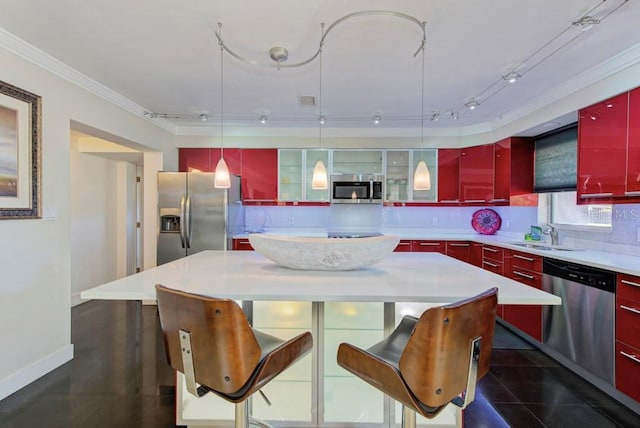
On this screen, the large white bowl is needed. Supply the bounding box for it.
[248,234,400,271]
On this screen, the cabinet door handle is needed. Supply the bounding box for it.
[449,243,470,247]
[580,192,614,198]
[419,242,440,246]
[439,199,459,203]
[490,198,508,202]
[483,247,498,253]
[620,304,640,315]
[621,279,640,288]
[513,254,535,262]
[620,351,640,365]
[513,270,535,280]
[483,261,499,268]
[463,199,486,203]
[624,191,640,196]
[397,242,411,246]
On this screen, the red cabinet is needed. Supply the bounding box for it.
[627,88,640,197]
[412,240,445,253]
[437,149,460,203]
[481,244,504,275]
[616,273,640,402]
[493,137,535,205]
[232,238,254,251]
[178,148,242,175]
[459,144,494,203]
[445,241,473,263]
[240,149,278,202]
[502,249,543,340]
[578,92,629,202]
[394,240,413,252]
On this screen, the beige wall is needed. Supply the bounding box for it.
[0,46,176,400]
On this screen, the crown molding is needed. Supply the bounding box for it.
[0,27,176,134]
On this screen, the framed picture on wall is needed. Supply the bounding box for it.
[0,80,41,219]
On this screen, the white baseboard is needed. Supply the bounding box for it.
[71,292,85,307]
[0,344,74,401]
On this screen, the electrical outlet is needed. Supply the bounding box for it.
[432,217,438,226]
[505,220,510,229]
[288,216,295,225]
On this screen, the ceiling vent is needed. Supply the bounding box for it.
[298,96,316,106]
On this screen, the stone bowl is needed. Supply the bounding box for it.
[248,234,400,271]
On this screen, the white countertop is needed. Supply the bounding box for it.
[81,250,560,305]
[235,230,640,276]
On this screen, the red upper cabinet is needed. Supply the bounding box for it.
[493,137,534,204]
[179,148,212,172]
[211,148,242,176]
[241,149,278,202]
[437,148,460,203]
[627,88,640,197]
[459,144,494,203]
[578,92,629,202]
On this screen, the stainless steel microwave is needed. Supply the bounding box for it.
[331,174,383,204]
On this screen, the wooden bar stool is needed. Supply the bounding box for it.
[337,288,498,427]
[156,284,313,428]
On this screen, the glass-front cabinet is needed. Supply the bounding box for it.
[332,150,384,175]
[384,149,437,202]
[278,149,330,202]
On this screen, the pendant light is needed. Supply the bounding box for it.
[311,23,328,190]
[214,22,231,189]
[413,24,431,191]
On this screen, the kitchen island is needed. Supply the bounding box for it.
[81,250,560,428]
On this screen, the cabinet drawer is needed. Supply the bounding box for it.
[412,240,444,253]
[482,259,503,275]
[508,269,542,289]
[232,239,254,251]
[482,245,504,260]
[617,296,640,349]
[616,341,640,402]
[394,240,413,252]
[510,250,542,273]
[618,274,640,302]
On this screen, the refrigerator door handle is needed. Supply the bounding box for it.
[185,195,192,248]
[179,193,187,248]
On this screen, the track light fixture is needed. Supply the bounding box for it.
[319,116,326,125]
[465,100,479,110]
[199,114,209,122]
[502,72,521,84]
[373,115,381,124]
[430,113,440,122]
[572,16,600,31]
[259,115,268,124]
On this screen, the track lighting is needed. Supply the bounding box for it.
[319,116,326,125]
[259,115,268,124]
[199,114,209,122]
[465,100,479,110]
[572,16,600,32]
[502,72,521,84]
[373,115,381,124]
[451,111,459,120]
[430,113,440,122]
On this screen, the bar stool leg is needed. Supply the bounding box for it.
[402,405,416,428]
[235,401,249,428]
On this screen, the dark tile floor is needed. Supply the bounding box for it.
[0,300,638,427]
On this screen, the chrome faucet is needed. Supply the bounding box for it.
[544,224,559,245]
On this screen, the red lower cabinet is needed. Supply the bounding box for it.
[412,240,445,253]
[616,274,640,401]
[394,240,412,252]
[445,241,472,263]
[232,238,254,251]
[502,249,543,341]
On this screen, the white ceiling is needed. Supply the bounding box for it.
[1,0,640,138]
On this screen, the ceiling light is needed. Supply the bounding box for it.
[465,100,479,110]
[451,111,460,120]
[199,114,209,122]
[572,16,600,31]
[502,72,521,84]
[214,23,230,189]
[259,115,268,124]
[430,113,440,122]
[413,26,431,192]
[312,23,328,190]
[373,115,381,124]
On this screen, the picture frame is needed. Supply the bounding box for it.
[0,80,41,219]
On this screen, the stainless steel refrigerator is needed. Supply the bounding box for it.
[157,172,243,265]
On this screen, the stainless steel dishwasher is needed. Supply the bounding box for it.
[542,258,616,384]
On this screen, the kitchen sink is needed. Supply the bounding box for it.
[510,242,580,251]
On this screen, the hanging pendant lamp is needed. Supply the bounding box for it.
[312,23,328,190]
[214,22,231,189]
[413,24,431,191]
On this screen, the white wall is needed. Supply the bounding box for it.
[0,45,177,400]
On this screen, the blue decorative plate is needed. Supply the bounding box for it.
[471,209,502,235]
